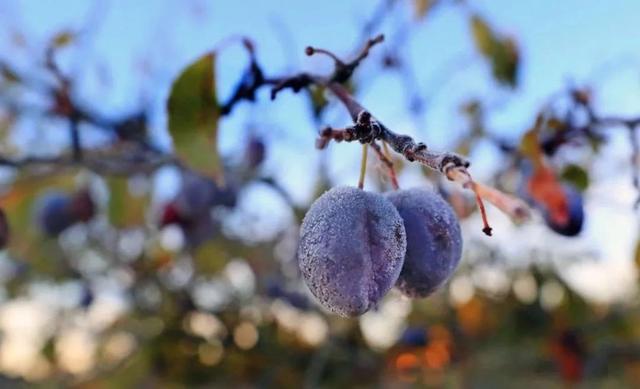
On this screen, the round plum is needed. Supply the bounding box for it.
[543,184,584,237]
[245,135,266,169]
[298,186,407,317]
[160,200,217,248]
[386,188,462,298]
[36,192,76,236]
[70,189,95,222]
[175,173,237,218]
[398,326,429,347]
[174,173,218,219]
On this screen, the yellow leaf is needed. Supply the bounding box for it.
[470,15,495,57]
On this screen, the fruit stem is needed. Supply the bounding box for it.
[446,166,493,236]
[370,141,399,190]
[474,187,493,237]
[358,143,368,189]
[474,181,531,223]
[382,141,399,190]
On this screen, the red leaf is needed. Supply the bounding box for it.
[527,166,569,225]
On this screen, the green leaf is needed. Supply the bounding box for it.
[471,15,495,57]
[167,53,223,183]
[193,240,228,275]
[470,15,519,87]
[490,37,519,87]
[561,164,589,192]
[107,177,148,228]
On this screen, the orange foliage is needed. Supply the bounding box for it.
[527,165,569,226]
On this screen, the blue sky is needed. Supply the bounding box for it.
[3,1,640,186]
[1,1,640,301]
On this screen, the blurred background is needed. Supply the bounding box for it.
[0,0,639,387]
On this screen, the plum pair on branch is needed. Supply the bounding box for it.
[270,35,529,235]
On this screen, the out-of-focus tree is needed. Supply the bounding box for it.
[0,0,638,387]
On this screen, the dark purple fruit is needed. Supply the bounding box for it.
[183,212,217,248]
[175,173,237,217]
[160,173,226,248]
[386,188,462,298]
[174,173,218,219]
[0,208,8,249]
[36,189,95,237]
[211,183,237,208]
[37,192,76,236]
[79,285,94,308]
[398,326,429,347]
[160,200,217,248]
[245,136,266,169]
[70,189,95,222]
[298,186,407,317]
[543,184,583,237]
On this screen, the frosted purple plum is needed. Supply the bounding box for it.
[298,186,407,317]
[386,188,462,298]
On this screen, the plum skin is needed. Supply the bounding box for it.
[37,192,76,236]
[36,190,96,237]
[386,188,463,298]
[297,186,407,317]
[543,184,584,237]
[0,209,8,249]
[160,173,238,248]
